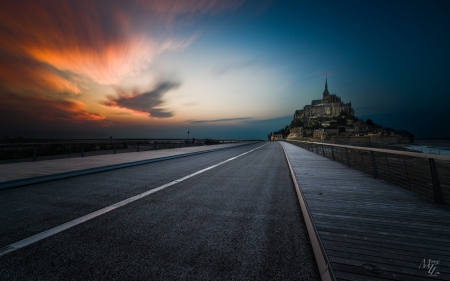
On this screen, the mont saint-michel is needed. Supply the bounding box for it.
[294,77,354,125]
[271,78,414,145]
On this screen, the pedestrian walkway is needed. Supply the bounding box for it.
[281,141,450,281]
[0,142,258,189]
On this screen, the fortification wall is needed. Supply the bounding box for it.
[331,136,371,145]
[369,135,400,145]
[331,135,400,145]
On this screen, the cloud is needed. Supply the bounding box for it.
[0,0,250,134]
[186,117,252,124]
[136,0,245,16]
[0,1,187,86]
[211,59,260,77]
[0,0,246,88]
[0,91,105,126]
[105,81,180,118]
[0,60,80,94]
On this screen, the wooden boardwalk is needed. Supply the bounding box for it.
[281,142,450,281]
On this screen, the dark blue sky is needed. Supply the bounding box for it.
[1,0,449,139]
[190,0,450,138]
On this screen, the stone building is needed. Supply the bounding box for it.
[293,78,354,125]
[270,133,283,140]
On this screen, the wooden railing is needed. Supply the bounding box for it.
[286,140,450,206]
[0,139,261,164]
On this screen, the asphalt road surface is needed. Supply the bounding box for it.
[0,141,320,280]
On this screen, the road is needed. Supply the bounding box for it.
[0,141,320,280]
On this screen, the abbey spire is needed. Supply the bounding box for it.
[322,76,330,98]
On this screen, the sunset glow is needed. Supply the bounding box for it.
[1,0,449,138]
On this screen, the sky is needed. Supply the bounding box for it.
[1,0,449,139]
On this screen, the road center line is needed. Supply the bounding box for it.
[0,142,269,257]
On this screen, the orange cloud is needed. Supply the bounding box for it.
[0,0,215,88]
[0,0,245,130]
[43,99,106,122]
[0,1,150,85]
[0,61,80,94]
[1,92,105,123]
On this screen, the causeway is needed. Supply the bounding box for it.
[0,142,257,189]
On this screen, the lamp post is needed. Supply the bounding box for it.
[187,131,190,141]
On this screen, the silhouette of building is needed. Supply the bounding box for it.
[293,77,354,125]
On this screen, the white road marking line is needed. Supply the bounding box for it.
[0,142,269,257]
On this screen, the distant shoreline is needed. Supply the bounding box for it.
[394,139,450,156]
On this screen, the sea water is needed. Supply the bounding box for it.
[399,140,450,156]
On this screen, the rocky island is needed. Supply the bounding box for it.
[270,78,414,145]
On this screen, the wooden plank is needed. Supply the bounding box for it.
[334,270,399,281]
[330,256,449,278]
[331,263,444,281]
[327,250,450,273]
[315,224,450,246]
[320,235,450,258]
[312,212,450,230]
[313,217,450,237]
[319,231,450,253]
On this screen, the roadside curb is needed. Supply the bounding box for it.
[0,141,262,190]
[280,142,336,281]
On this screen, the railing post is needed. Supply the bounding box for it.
[321,145,325,156]
[33,145,37,162]
[315,144,319,154]
[114,143,116,154]
[371,151,378,177]
[81,145,85,157]
[386,157,391,180]
[345,148,351,167]
[404,159,410,190]
[429,158,444,203]
[360,153,365,172]
[137,142,140,152]
[331,146,335,160]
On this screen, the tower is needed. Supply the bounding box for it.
[322,76,330,100]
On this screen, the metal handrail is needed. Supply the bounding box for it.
[0,138,261,147]
[290,140,450,161]
[0,139,262,164]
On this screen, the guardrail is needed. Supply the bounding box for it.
[0,139,260,164]
[286,140,450,206]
